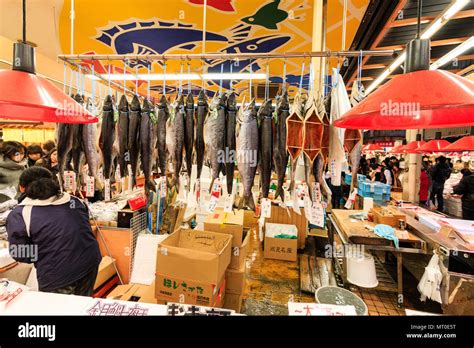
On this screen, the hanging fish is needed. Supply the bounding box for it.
[156,95,169,177]
[128,95,141,185]
[171,94,185,191]
[99,95,116,181]
[312,152,332,202]
[140,98,157,194]
[184,93,195,179]
[71,94,85,189]
[350,80,365,107]
[204,93,227,190]
[195,89,208,180]
[57,123,74,190]
[225,92,237,195]
[236,98,259,211]
[82,97,102,190]
[258,98,273,199]
[273,90,290,201]
[117,95,129,178]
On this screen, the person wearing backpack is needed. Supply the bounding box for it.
[429,156,451,212]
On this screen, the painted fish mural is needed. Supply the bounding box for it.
[189,0,236,12]
[241,0,288,30]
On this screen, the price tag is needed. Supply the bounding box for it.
[304,196,312,221]
[127,164,133,192]
[261,198,271,218]
[207,195,219,213]
[312,183,321,203]
[211,179,221,196]
[115,165,121,181]
[224,194,234,213]
[64,171,76,193]
[344,188,358,210]
[195,179,201,204]
[121,177,125,194]
[98,167,104,183]
[104,179,111,202]
[258,214,265,241]
[160,177,167,198]
[310,202,325,227]
[86,176,95,197]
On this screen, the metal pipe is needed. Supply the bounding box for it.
[320,0,328,93]
[70,0,74,54]
[202,0,207,54]
[58,49,396,63]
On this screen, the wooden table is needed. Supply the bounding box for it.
[328,209,427,307]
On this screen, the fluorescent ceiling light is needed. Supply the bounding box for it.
[202,73,267,80]
[365,0,469,94]
[430,36,474,70]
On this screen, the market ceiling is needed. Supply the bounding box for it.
[0,0,369,97]
[342,0,474,92]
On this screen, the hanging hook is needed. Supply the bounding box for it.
[107,61,111,95]
[230,60,234,92]
[135,64,139,95]
[282,58,287,94]
[163,58,167,97]
[187,58,192,95]
[249,59,253,101]
[265,60,270,101]
[147,60,151,100]
[219,64,224,96]
[123,59,127,96]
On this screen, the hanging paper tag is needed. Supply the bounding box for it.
[224,194,234,213]
[344,188,358,210]
[128,194,147,210]
[261,198,272,218]
[64,171,76,193]
[310,202,325,227]
[195,179,201,204]
[86,176,95,197]
[121,177,125,194]
[160,178,167,198]
[312,183,321,203]
[258,214,265,242]
[115,165,121,183]
[104,179,111,202]
[98,167,104,183]
[211,179,221,197]
[292,188,301,215]
[207,195,219,213]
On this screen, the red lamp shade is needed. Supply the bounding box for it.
[390,144,406,154]
[417,139,451,153]
[440,135,474,152]
[0,70,97,124]
[402,140,426,154]
[334,70,474,130]
[363,143,384,152]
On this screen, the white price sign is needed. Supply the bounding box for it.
[127,164,133,192]
[160,178,167,198]
[86,176,95,197]
[207,195,219,213]
[261,198,271,218]
[104,179,111,202]
[224,194,234,213]
[310,202,325,227]
[292,189,301,215]
[344,188,358,210]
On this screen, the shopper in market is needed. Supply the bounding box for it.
[6,166,101,296]
[26,144,43,167]
[381,159,393,186]
[0,141,27,202]
[452,173,474,220]
[42,140,55,155]
[429,156,451,212]
[369,163,383,182]
[38,148,59,177]
[419,164,430,206]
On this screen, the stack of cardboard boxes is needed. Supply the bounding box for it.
[154,228,232,307]
[204,208,249,313]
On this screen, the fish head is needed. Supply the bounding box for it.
[130,95,141,112]
[74,94,84,104]
[218,93,228,108]
[259,98,273,116]
[119,95,129,112]
[142,98,152,112]
[222,35,290,55]
[197,89,208,106]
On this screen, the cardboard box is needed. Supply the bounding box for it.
[229,229,250,270]
[156,228,232,284]
[204,208,244,247]
[106,282,157,304]
[263,223,298,262]
[225,263,246,294]
[223,293,243,313]
[265,204,307,250]
[93,256,116,290]
[155,273,225,307]
[371,207,406,228]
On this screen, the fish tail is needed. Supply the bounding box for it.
[274,186,284,202]
[244,194,256,212]
[146,180,156,194]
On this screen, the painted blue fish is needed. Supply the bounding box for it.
[206,35,291,90]
[96,20,228,67]
[270,73,311,89]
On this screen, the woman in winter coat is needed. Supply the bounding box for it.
[0,141,27,203]
[6,166,101,296]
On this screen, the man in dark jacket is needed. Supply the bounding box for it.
[6,167,101,296]
[453,173,474,220]
[429,156,451,212]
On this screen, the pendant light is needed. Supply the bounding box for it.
[417,132,451,153]
[401,134,426,154]
[0,0,97,124]
[334,0,474,130]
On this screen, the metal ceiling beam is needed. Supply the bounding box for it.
[375,36,471,51]
[389,9,474,27]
